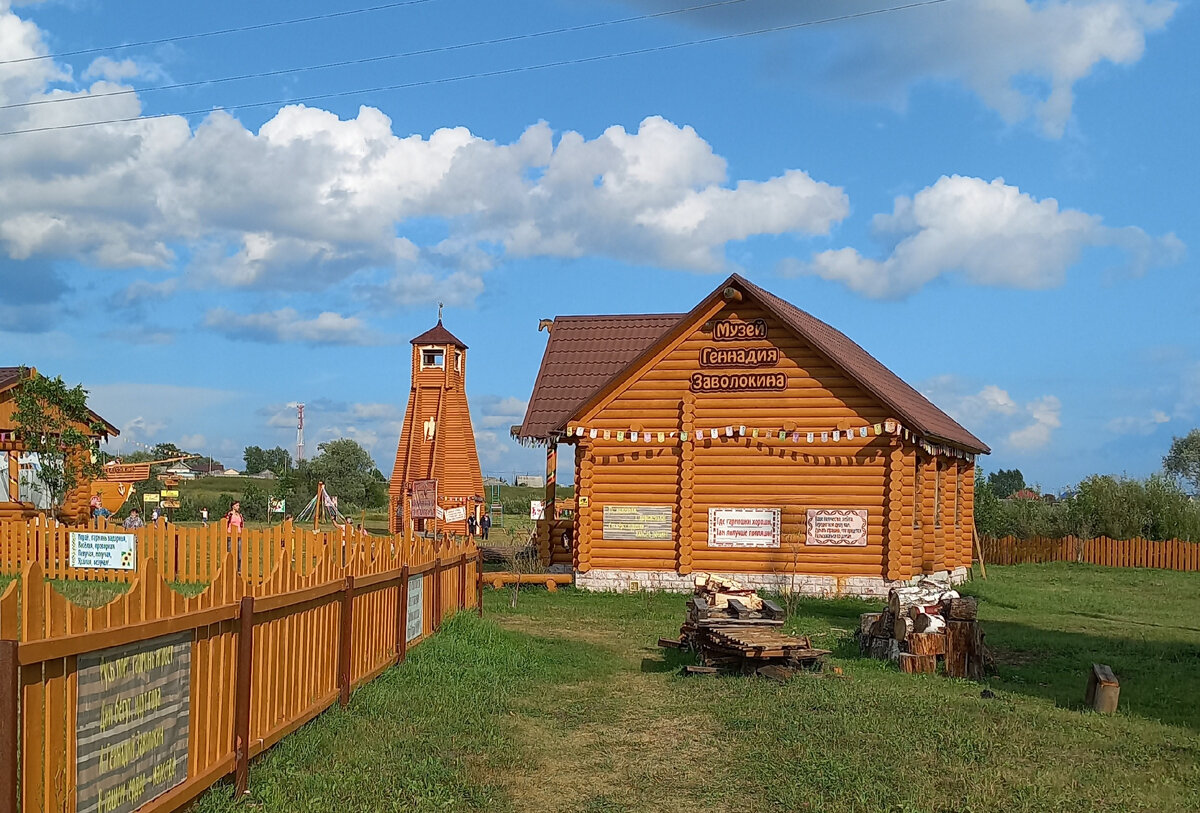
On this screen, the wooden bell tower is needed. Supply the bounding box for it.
[388,314,484,534]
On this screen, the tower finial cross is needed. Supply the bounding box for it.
[437,301,444,322]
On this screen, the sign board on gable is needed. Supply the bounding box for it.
[406,575,424,642]
[443,505,467,524]
[70,532,137,570]
[602,505,672,541]
[76,631,191,813]
[805,509,869,547]
[529,500,544,520]
[410,479,437,519]
[708,508,781,548]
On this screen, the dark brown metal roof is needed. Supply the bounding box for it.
[0,367,24,393]
[730,275,989,454]
[516,314,683,440]
[410,321,467,349]
[517,275,988,455]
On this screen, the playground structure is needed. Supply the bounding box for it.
[389,313,485,536]
[295,480,352,529]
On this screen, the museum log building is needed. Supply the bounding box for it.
[515,275,989,596]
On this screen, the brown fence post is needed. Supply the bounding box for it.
[339,575,355,707]
[0,639,17,813]
[432,556,443,632]
[458,552,467,610]
[234,596,255,797]
[476,547,484,618]
[396,565,409,664]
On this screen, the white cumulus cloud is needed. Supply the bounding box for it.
[921,375,1061,452]
[0,6,850,307]
[790,175,1182,298]
[203,307,388,346]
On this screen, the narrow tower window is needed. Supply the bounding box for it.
[421,348,444,368]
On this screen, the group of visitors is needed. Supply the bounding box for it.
[466,511,491,540]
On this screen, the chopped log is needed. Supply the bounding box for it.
[914,613,946,634]
[865,636,900,661]
[899,653,938,674]
[908,603,942,620]
[907,632,946,656]
[1086,664,1120,713]
[860,612,883,636]
[945,620,985,680]
[893,615,914,641]
[944,596,978,621]
[870,610,895,638]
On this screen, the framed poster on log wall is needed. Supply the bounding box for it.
[602,505,672,540]
[708,507,781,548]
[410,479,437,519]
[805,509,869,546]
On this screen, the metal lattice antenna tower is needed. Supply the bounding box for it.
[296,403,305,462]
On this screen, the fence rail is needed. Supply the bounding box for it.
[0,517,481,813]
[981,535,1200,572]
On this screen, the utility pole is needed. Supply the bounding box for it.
[296,403,305,463]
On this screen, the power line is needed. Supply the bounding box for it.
[0,0,438,66]
[0,0,950,138]
[0,0,750,113]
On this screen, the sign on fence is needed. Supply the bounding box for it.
[269,498,286,513]
[708,507,781,548]
[406,575,424,642]
[805,509,869,546]
[70,532,137,570]
[602,505,672,541]
[76,632,191,813]
[410,480,437,519]
[443,505,467,524]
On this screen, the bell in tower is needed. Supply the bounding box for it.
[388,310,484,535]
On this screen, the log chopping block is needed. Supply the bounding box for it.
[899,653,937,674]
[1085,664,1120,713]
[945,620,984,680]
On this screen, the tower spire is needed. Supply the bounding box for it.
[437,301,444,322]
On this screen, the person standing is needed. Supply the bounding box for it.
[467,513,477,537]
[225,501,245,533]
[151,506,160,524]
[201,507,209,527]
[480,512,491,541]
[123,508,145,529]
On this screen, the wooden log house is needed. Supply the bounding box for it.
[514,275,989,595]
[388,319,485,535]
[0,366,120,522]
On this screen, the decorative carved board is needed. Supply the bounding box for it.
[602,505,672,541]
[410,479,438,519]
[805,508,869,546]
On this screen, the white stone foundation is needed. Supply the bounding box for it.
[573,566,970,598]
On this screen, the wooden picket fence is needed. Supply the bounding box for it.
[0,518,482,813]
[0,516,375,583]
[981,535,1200,572]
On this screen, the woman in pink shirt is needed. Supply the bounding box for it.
[225,501,245,532]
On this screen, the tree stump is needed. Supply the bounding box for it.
[1086,664,1120,713]
[899,653,937,674]
[945,620,984,680]
[907,632,946,656]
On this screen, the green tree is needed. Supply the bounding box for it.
[305,438,385,509]
[1163,429,1200,496]
[262,446,292,476]
[11,368,105,518]
[987,468,1026,499]
[243,445,267,476]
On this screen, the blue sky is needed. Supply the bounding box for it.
[0,0,1195,491]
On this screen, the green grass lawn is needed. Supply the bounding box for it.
[186,563,1199,813]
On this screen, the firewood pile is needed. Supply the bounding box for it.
[858,579,987,679]
[660,574,831,680]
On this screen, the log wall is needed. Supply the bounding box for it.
[573,300,976,579]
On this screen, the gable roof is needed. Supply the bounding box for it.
[0,367,25,394]
[411,321,467,349]
[515,314,683,440]
[517,275,989,455]
[0,365,120,437]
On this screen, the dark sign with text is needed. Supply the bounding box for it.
[699,346,779,368]
[712,318,768,341]
[76,632,191,813]
[690,371,787,393]
[410,479,438,519]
